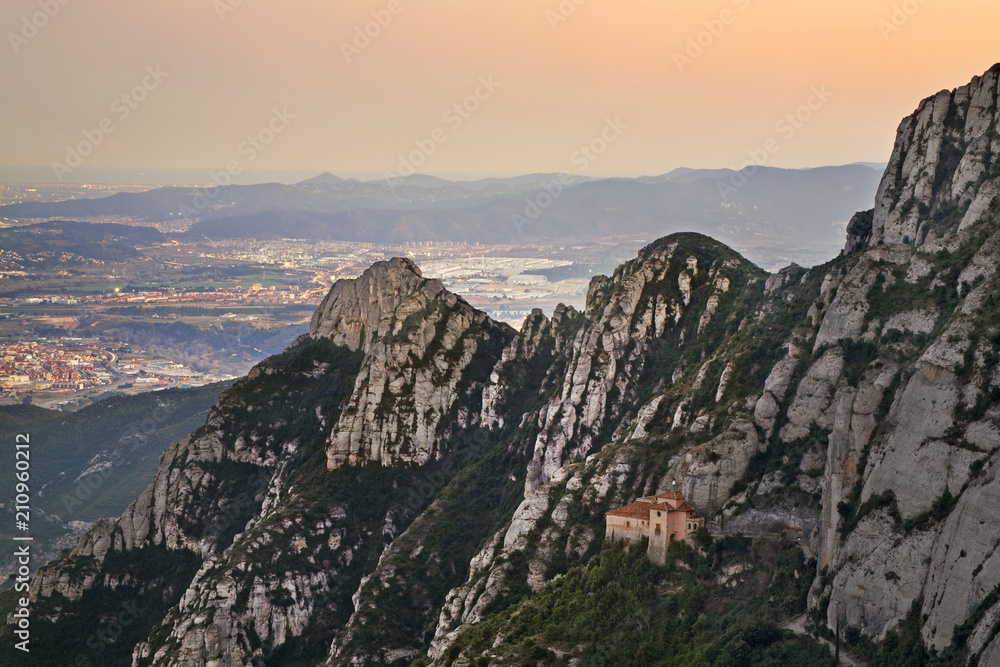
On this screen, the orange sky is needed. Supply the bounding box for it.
[1,0,998,181]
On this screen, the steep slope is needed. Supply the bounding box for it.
[807,63,1000,659]
[429,233,778,655]
[2,259,512,665]
[310,257,505,469]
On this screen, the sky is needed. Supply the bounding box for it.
[1,0,998,183]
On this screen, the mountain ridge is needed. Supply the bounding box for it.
[1,165,884,268]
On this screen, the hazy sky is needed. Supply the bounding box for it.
[1,0,998,182]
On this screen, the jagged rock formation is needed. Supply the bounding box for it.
[524,238,763,495]
[17,261,511,666]
[11,64,1000,667]
[843,209,874,255]
[872,65,1000,247]
[805,64,1000,656]
[310,257,512,469]
[432,63,1000,664]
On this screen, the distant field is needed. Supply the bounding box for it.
[105,304,312,317]
[60,281,127,292]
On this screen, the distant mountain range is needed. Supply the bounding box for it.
[0,165,886,268]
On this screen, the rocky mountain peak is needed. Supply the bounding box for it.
[309,256,474,352]
[869,63,1000,248]
[523,232,766,494]
[842,209,874,254]
[307,258,513,469]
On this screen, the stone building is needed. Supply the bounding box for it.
[605,490,704,564]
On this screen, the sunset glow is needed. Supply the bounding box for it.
[2,0,998,180]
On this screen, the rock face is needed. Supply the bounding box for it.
[524,235,764,494]
[843,209,874,255]
[16,64,1000,667]
[871,64,1000,247]
[800,64,1000,655]
[311,258,511,469]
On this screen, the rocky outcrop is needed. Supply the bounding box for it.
[312,258,512,469]
[662,420,762,513]
[764,263,807,295]
[870,64,1000,247]
[780,348,844,442]
[754,343,801,434]
[843,209,874,255]
[524,235,764,494]
[480,304,581,430]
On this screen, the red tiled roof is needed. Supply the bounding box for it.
[619,501,697,515]
[608,495,700,519]
[606,501,652,520]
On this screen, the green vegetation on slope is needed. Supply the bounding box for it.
[431,536,831,667]
[0,546,202,667]
[0,383,231,580]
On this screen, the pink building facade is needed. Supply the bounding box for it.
[605,491,704,564]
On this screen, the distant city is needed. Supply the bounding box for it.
[0,182,633,408]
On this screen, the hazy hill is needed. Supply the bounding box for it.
[179,165,881,267]
[0,383,229,588]
[1,167,882,268]
[0,220,165,268]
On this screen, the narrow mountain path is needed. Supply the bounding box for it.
[782,613,865,667]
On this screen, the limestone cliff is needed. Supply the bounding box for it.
[803,64,1000,655]
[310,257,512,469]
